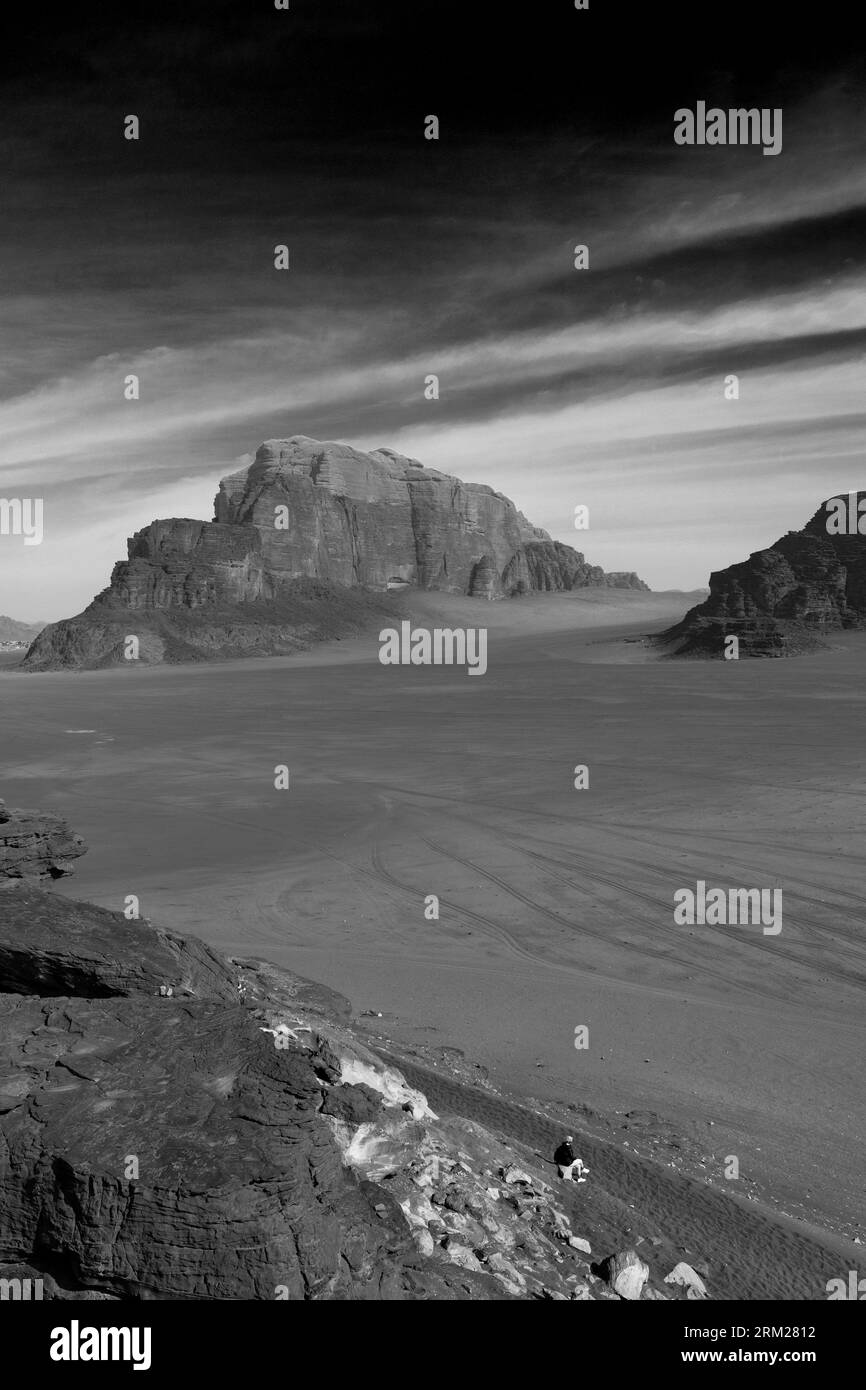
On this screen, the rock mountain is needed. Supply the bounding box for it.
[0,616,44,645]
[660,493,866,657]
[24,436,646,669]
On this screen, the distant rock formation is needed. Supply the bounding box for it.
[659,493,866,657]
[0,616,44,645]
[24,436,648,670]
[0,801,86,881]
[508,540,646,594]
[23,579,397,671]
[0,616,44,653]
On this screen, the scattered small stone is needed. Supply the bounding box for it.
[501,1164,533,1186]
[444,1241,485,1273]
[415,1229,435,1257]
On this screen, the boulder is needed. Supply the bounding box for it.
[501,1164,534,1186]
[486,1252,526,1295]
[0,802,86,882]
[320,1082,383,1126]
[665,1262,708,1298]
[443,1241,485,1273]
[600,1249,650,1301]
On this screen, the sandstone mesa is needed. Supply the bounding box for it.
[23,436,647,670]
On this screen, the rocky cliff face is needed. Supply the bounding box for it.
[660,494,866,657]
[24,436,647,670]
[508,540,647,594]
[212,438,551,594]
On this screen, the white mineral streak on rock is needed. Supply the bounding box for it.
[339,1057,436,1119]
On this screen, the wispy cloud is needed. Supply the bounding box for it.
[1,9,864,618]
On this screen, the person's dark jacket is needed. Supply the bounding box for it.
[554,1141,575,1167]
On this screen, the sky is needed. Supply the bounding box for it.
[1,0,864,620]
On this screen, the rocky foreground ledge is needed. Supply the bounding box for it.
[0,875,707,1301]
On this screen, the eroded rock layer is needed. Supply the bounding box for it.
[660,494,866,657]
[0,802,86,882]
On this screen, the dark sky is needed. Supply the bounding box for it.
[2,0,865,616]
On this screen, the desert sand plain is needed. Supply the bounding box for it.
[2,588,865,1296]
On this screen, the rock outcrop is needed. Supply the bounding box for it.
[22,579,398,672]
[660,493,866,657]
[0,861,678,1302]
[0,802,86,882]
[507,540,647,595]
[0,884,497,1300]
[24,436,647,670]
[0,884,236,1000]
